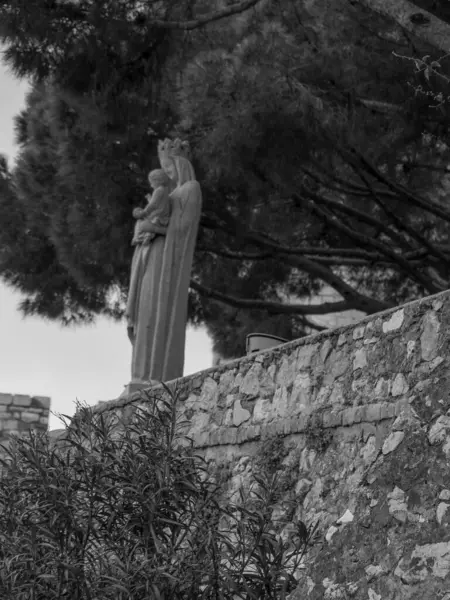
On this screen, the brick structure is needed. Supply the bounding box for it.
[0,393,51,458]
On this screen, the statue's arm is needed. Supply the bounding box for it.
[138,222,168,235]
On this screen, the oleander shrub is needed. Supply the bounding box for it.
[0,385,314,599]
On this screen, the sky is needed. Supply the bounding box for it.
[0,60,213,431]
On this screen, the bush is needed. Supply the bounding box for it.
[0,386,314,599]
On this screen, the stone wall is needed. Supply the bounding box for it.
[53,289,450,599]
[0,393,51,456]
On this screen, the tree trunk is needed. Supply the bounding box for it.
[355,0,450,52]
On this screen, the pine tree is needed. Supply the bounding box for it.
[1,0,450,356]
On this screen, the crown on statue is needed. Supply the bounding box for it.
[157,138,191,162]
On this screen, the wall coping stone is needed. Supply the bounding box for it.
[79,288,449,417]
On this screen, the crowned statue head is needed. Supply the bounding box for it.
[158,138,196,186]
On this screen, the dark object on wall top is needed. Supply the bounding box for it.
[409,12,431,25]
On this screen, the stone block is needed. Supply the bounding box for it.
[243,425,261,442]
[194,431,210,447]
[352,406,365,424]
[429,416,450,445]
[320,339,333,362]
[214,429,226,445]
[198,377,219,409]
[236,428,249,445]
[394,399,410,416]
[190,374,204,390]
[382,431,405,455]
[351,377,367,395]
[315,384,332,405]
[219,369,237,392]
[406,340,416,358]
[337,333,347,346]
[2,419,19,430]
[240,363,262,396]
[291,372,312,407]
[295,343,318,369]
[436,502,449,525]
[322,411,342,429]
[281,418,295,435]
[20,411,41,424]
[0,394,13,406]
[273,420,285,436]
[295,414,310,433]
[353,348,367,371]
[208,430,221,446]
[261,422,278,439]
[363,403,382,423]
[391,373,409,397]
[18,406,42,414]
[420,311,440,361]
[233,398,251,426]
[433,297,444,311]
[328,381,345,405]
[272,385,289,417]
[276,356,296,387]
[382,309,404,333]
[429,356,445,372]
[225,429,238,445]
[394,541,450,583]
[374,377,390,399]
[360,435,378,464]
[352,325,365,340]
[330,351,350,379]
[253,398,272,422]
[342,408,354,426]
[379,403,397,420]
[31,396,51,409]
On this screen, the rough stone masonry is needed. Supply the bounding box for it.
[54,288,450,600]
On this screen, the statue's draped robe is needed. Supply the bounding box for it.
[127,156,202,383]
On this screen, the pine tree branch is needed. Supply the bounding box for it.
[351,158,450,267]
[249,164,443,293]
[151,0,262,30]
[304,196,442,293]
[301,186,411,251]
[353,0,450,53]
[199,222,447,267]
[190,281,372,315]
[406,162,450,173]
[200,213,392,313]
[302,160,398,200]
[197,246,274,261]
[345,145,450,223]
[201,217,395,263]
[357,97,405,113]
[198,236,435,266]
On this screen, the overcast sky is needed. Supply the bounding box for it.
[0,60,213,431]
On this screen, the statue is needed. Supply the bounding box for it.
[124,138,202,392]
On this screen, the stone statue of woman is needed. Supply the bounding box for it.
[124,138,202,391]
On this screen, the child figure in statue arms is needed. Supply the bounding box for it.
[131,169,172,246]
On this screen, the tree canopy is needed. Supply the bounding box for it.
[1,0,450,357]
